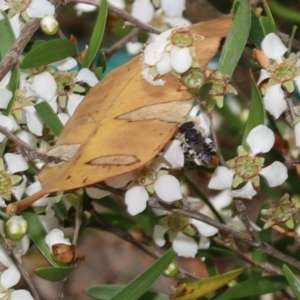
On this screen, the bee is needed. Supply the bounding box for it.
[178,121,219,167]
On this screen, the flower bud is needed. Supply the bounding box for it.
[5,216,27,241]
[163,261,179,278]
[52,244,76,264]
[40,16,59,35]
[182,69,205,90]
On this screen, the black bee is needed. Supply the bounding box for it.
[178,121,219,167]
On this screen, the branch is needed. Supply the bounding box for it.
[147,197,300,271]
[0,236,41,299]
[0,125,61,164]
[0,0,61,82]
[65,0,162,35]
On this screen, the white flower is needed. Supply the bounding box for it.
[131,0,155,23]
[45,229,71,253]
[0,71,13,109]
[161,0,185,18]
[209,125,288,199]
[142,27,195,85]
[257,33,300,119]
[11,290,34,300]
[0,115,18,142]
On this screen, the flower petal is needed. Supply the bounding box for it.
[141,68,165,86]
[261,33,287,60]
[16,131,38,148]
[126,42,143,55]
[229,181,257,199]
[208,166,235,190]
[246,124,275,154]
[57,112,70,125]
[190,219,218,237]
[67,94,84,116]
[24,106,44,136]
[295,123,300,147]
[162,140,184,168]
[161,0,185,18]
[263,84,287,119]
[0,88,12,109]
[51,57,77,71]
[131,0,154,23]
[125,186,149,215]
[32,71,57,101]
[45,229,71,250]
[144,41,170,66]
[12,175,27,201]
[257,69,271,85]
[76,68,98,87]
[260,161,288,187]
[198,236,210,250]
[154,175,182,202]
[9,14,21,38]
[170,47,192,73]
[4,153,28,174]
[156,53,172,75]
[153,225,167,247]
[27,0,55,18]
[1,264,20,289]
[172,232,198,257]
[11,290,34,300]
[209,190,233,211]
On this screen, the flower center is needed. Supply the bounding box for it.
[8,0,31,14]
[136,167,157,186]
[0,172,12,197]
[165,213,189,234]
[12,90,27,111]
[171,29,194,47]
[234,155,261,180]
[54,72,75,96]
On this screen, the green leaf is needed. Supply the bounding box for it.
[214,275,288,300]
[261,0,277,34]
[35,101,63,136]
[170,267,246,300]
[35,266,75,282]
[81,0,108,68]
[98,212,136,231]
[21,39,78,68]
[259,16,277,36]
[0,10,15,58]
[21,209,62,267]
[283,265,300,299]
[218,0,251,77]
[242,78,265,151]
[249,9,265,47]
[110,248,176,300]
[85,285,169,300]
[4,66,20,116]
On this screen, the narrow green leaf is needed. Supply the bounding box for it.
[259,16,278,36]
[242,78,265,151]
[4,66,20,116]
[0,10,15,58]
[21,39,78,68]
[283,265,300,300]
[85,285,169,300]
[35,101,63,136]
[21,209,61,267]
[262,0,277,33]
[170,267,246,300]
[81,0,108,68]
[35,266,75,282]
[214,275,288,300]
[111,248,176,300]
[218,0,251,77]
[249,9,265,47]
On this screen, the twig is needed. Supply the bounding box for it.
[285,96,296,125]
[102,27,141,59]
[203,110,226,166]
[0,125,61,164]
[65,0,162,35]
[89,207,198,280]
[147,197,300,271]
[0,236,41,300]
[0,0,61,82]
[235,199,263,246]
[212,237,280,275]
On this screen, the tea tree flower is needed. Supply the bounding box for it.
[142,27,202,86]
[209,125,288,199]
[0,71,13,110]
[255,33,300,118]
